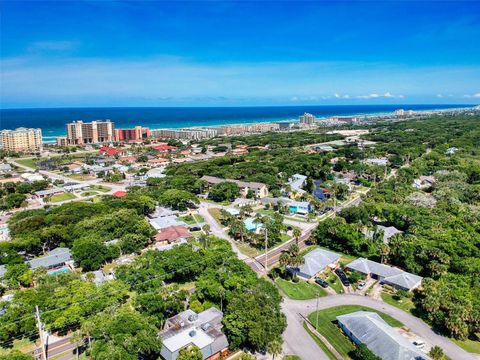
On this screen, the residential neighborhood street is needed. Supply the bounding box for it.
[281,294,477,360]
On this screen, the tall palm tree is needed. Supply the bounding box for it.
[293,227,302,245]
[267,339,283,360]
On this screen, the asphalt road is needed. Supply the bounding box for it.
[282,294,477,360]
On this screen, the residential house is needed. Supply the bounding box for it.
[160,307,229,360]
[65,162,84,173]
[364,158,389,166]
[293,248,341,279]
[337,311,430,360]
[21,172,44,182]
[346,258,423,291]
[413,176,436,189]
[0,164,12,173]
[35,188,64,198]
[287,200,312,215]
[99,146,121,157]
[148,158,170,167]
[153,225,191,245]
[288,174,307,195]
[365,225,403,244]
[149,215,186,231]
[445,147,458,155]
[27,247,73,272]
[201,176,269,198]
[148,206,178,219]
[315,145,335,153]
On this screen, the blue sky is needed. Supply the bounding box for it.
[1,0,480,108]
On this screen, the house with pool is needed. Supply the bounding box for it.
[27,247,74,275]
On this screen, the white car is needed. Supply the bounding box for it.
[413,340,425,349]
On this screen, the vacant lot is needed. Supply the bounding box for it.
[276,278,327,300]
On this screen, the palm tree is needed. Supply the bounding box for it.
[279,252,291,273]
[429,346,445,360]
[267,339,283,360]
[293,227,302,245]
[379,243,390,264]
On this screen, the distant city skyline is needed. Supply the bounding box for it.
[1,1,480,108]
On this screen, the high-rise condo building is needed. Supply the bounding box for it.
[115,126,151,142]
[66,120,115,145]
[299,112,316,125]
[0,128,43,152]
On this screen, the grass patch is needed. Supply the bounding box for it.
[325,271,344,294]
[179,214,205,225]
[92,185,111,192]
[235,241,261,257]
[276,278,327,300]
[47,192,76,203]
[208,208,224,225]
[283,356,302,360]
[66,173,94,181]
[81,191,99,197]
[452,335,480,354]
[256,208,276,217]
[303,323,337,360]
[308,305,403,359]
[339,254,357,268]
[381,291,415,313]
[16,158,38,169]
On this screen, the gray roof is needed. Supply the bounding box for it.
[296,248,341,278]
[288,174,307,193]
[35,188,64,197]
[63,183,90,191]
[346,258,422,291]
[27,247,72,270]
[366,226,403,244]
[160,307,228,360]
[337,311,430,360]
[0,265,7,278]
[0,164,12,172]
[201,175,267,190]
[149,215,186,230]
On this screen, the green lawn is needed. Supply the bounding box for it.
[81,191,99,197]
[256,208,276,217]
[283,355,302,360]
[381,291,415,313]
[303,323,337,360]
[453,335,480,354]
[47,192,76,203]
[325,271,344,294]
[339,254,357,268]
[235,241,261,258]
[16,158,38,169]
[91,185,111,192]
[276,278,327,300]
[308,305,403,359]
[179,214,205,225]
[208,208,224,225]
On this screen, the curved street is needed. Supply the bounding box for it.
[281,294,476,360]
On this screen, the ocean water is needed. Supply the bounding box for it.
[0,104,471,143]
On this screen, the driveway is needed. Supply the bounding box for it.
[282,294,476,360]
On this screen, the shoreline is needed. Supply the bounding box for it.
[1,104,476,143]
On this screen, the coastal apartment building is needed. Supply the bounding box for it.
[0,127,43,152]
[66,120,115,145]
[115,126,151,142]
[299,112,316,125]
[151,128,218,140]
[216,122,280,136]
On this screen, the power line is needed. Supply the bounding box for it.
[0,246,223,334]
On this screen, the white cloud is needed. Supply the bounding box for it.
[290,96,299,101]
[464,93,480,98]
[437,94,443,98]
[356,92,404,99]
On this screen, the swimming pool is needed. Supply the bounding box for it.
[48,267,71,276]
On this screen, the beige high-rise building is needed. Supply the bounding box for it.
[66,120,115,145]
[0,128,43,152]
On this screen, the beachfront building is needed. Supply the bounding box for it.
[337,311,430,360]
[328,116,361,124]
[201,175,269,198]
[66,120,115,145]
[216,122,280,136]
[152,128,218,140]
[159,307,229,360]
[299,112,316,125]
[115,126,151,142]
[0,128,43,153]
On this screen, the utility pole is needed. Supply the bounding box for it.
[315,291,320,328]
[35,306,47,360]
[264,227,268,273]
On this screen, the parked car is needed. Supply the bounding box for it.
[335,268,351,286]
[413,340,425,349]
[189,226,201,232]
[315,278,329,288]
[357,281,366,290]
